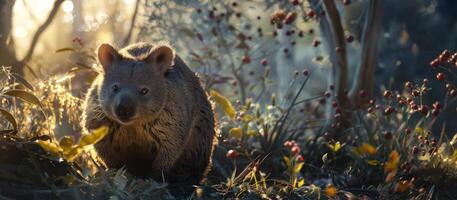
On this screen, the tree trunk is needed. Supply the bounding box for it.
[0,0,20,73]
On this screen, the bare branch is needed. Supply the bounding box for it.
[349,0,384,107]
[20,0,64,64]
[321,0,350,108]
[123,0,140,46]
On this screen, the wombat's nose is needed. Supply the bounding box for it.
[114,96,136,122]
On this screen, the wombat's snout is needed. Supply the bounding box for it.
[114,95,137,123]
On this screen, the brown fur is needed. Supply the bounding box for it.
[82,42,217,185]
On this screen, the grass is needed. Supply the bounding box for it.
[0,48,456,200]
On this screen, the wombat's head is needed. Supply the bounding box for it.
[96,42,175,125]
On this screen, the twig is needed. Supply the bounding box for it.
[20,0,64,64]
[123,0,140,46]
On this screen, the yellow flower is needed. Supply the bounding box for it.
[325,185,338,198]
[210,90,236,119]
[384,150,400,173]
[229,127,243,139]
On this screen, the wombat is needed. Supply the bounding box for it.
[82,42,216,186]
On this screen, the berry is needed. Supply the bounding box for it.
[384,131,393,140]
[384,106,395,115]
[242,55,251,64]
[312,39,321,47]
[261,58,268,66]
[226,149,239,159]
[346,35,354,43]
[284,12,297,24]
[383,90,392,98]
[296,155,304,162]
[303,69,309,76]
[436,72,445,81]
[291,146,301,156]
[307,10,316,18]
[342,0,351,5]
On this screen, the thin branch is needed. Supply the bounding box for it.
[20,0,64,64]
[123,0,140,46]
[348,0,384,106]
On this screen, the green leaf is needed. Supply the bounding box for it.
[367,160,380,166]
[10,73,34,91]
[55,47,75,53]
[283,156,292,170]
[0,108,17,131]
[3,89,44,111]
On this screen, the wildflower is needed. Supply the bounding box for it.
[384,150,400,173]
[361,143,377,155]
[325,184,337,198]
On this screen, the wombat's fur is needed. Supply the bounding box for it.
[82,42,216,186]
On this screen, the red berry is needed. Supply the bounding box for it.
[291,146,301,156]
[261,58,268,66]
[432,101,442,110]
[335,47,342,52]
[405,81,413,88]
[342,0,351,5]
[384,131,393,140]
[296,155,304,163]
[307,10,316,18]
[430,59,439,68]
[383,90,392,98]
[367,107,375,113]
[242,55,251,64]
[226,149,239,159]
[303,69,309,76]
[418,105,428,114]
[384,106,395,115]
[436,72,445,81]
[312,39,321,47]
[284,12,297,24]
[346,35,354,43]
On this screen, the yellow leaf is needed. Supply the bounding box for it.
[294,162,304,174]
[297,178,305,187]
[37,140,62,155]
[229,127,243,139]
[247,129,257,136]
[243,114,254,122]
[415,127,424,134]
[78,126,109,147]
[63,147,82,162]
[361,143,377,155]
[333,142,341,152]
[59,136,74,153]
[367,160,380,166]
[325,185,338,198]
[384,150,400,173]
[210,90,236,119]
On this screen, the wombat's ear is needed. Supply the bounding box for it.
[146,45,175,73]
[98,44,120,71]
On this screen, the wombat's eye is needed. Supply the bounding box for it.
[140,88,149,95]
[112,84,119,92]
